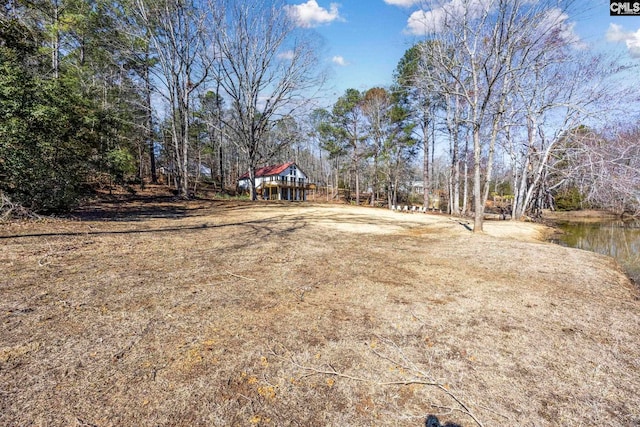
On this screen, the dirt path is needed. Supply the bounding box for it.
[1,198,638,426]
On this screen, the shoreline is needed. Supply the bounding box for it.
[542,208,637,221]
[541,210,639,289]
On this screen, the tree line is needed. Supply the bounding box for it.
[316,0,640,231]
[1,0,324,211]
[402,0,639,231]
[1,0,638,231]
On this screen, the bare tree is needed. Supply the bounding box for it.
[395,43,439,209]
[199,88,227,188]
[212,0,324,200]
[557,126,640,217]
[134,0,213,198]
[324,89,369,205]
[504,48,636,218]
[361,88,392,206]
[442,87,465,215]
[589,128,640,217]
[415,0,607,231]
[417,0,513,231]
[310,108,342,201]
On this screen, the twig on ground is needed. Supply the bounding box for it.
[288,355,485,427]
[477,403,512,421]
[0,192,42,221]
[225,270,256,281]
[112,319,156,361]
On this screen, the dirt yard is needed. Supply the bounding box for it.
[1,189,639,426]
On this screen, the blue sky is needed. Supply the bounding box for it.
[284,0,640,104]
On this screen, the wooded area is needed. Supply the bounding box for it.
[1,0,639,231]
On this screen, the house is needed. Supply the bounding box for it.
[412,181,424,195]
[238,162,309,201]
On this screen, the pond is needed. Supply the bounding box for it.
[552,219,640,286]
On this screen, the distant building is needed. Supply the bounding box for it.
[412,181,424,195]
[411,181,441,210]
[238,162,309,201]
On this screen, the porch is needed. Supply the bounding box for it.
[260,181,308,201]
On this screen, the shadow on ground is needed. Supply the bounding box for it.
[426,415,462,427]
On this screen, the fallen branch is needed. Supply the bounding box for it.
[225,270,256,281]
[0,192,42,222]
[289,357,484,427]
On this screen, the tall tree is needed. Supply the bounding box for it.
[213,0,323,200]
[379,88,418,209]
[199,89,226,188]
[416,0,587,232]
[327,89,367,205]
[311,108,340,201]
[0,16,101,212]
[395,42,440,208]
[134,0,213,198]
[361,87,391,206]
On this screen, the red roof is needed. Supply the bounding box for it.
[238,162,295,180]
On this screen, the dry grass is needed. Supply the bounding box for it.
[1,187,639,426]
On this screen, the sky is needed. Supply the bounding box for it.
[283,0,640,104]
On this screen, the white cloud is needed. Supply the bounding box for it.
[383,0,421,7]
[606,23,640,58]
[535,8,583,47]
[278,50,295,60]
[404,0,492,35]
[285,0,342,28]
[406,8,445,34]
[606,23,629,42]
[332,55,348,66]
[405,0,581,46]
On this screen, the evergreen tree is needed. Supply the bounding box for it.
[0,17,101,211]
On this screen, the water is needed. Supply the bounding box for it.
[552,219,640,286]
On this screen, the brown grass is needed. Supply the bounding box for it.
[1,187,639,426]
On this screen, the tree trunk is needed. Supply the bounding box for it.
[371,154,378,207]
[422,118,430,208]
[144,58,157,184]
[462,155,469,215]
[51,0,60,79]
[180,101,190,198]
[249,165,257,201]
[354,150,360,205]
[520,141,555,219]
[218,143,224,189]
[450,115,460,215]
[393,176,399,208]
[473,126,483,233]
[216,84,224,190]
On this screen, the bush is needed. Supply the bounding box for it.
[0,33,99,213]
[106,148,137,184]
[554,187,584,211]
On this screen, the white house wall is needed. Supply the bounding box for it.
[238,164,308,190]
[277,165,307,181]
